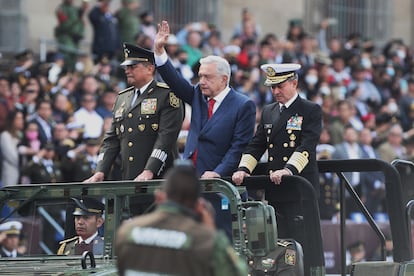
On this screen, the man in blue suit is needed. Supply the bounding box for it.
[154,20,256,178]
[154,20,256,239]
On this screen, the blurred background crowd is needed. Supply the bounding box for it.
[0,0,414,222]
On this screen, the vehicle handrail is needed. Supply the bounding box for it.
[223,175,325,276]
[318,159,411,262]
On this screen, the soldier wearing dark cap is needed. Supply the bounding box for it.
[12,49,35,88]
[85,44,183,182]
[21,142,63,184]
[232,63,323,276]
[57,197,105,255]
[63,138,101,182]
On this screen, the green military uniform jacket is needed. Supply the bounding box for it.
[115,202,247,276]
[22,160,63,184]
[96,81,184,180]
[54,2,85,48]
[116,7,140,44]
[57,234,104,256]
[248,239,303,276]
[61,153,97,182]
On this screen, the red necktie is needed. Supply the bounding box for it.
[208,99,216,119]
[192,99,216,167]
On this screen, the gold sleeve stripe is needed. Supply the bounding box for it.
[286,151,309,173]
[239,154,258,173]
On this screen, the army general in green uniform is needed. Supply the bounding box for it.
[115,162,247,276]
[85,44,183,182]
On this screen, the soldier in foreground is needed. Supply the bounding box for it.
[57,197,105,255]
[115,161,247,276]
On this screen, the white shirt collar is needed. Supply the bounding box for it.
[137,79,153,94]
[280,93,298,109]
[2,247,16,257]
[210,86,230,105]
[79,231,98,244]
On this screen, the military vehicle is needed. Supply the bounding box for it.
[0,174,320,275]
[0,158,412,275]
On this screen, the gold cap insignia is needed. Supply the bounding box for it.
[266,66,276,77]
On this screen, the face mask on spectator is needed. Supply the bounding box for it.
[397,49,406,60]
[361,58,371,69]
[388,102,398,114]
[75,62,85,72]
[305,74,318,86]
[26,130,38,140]
[319,85,331,96]
[386,66,395,77]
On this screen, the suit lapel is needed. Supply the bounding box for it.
[199,90,233,135]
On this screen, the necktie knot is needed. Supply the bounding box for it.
[280,105,286,114]
[131,89,140,106]
[208,99,216,119]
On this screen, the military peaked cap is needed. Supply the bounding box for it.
[120,43,155,66]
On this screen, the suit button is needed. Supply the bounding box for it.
[269,156,273,161]
[128,142,133,147]
[267,129,271,134]
[283,157,288,161]
[269,144,274,149]
[128,128,133,133]
[128,113,133,118]
[269,170,273,174]
[283,143,288,147]
[129,156,134,161]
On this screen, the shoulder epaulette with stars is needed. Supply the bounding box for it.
[58,236,78,245]
[277,240,293,247]
[156,82,170,89]
[118,86,135,95]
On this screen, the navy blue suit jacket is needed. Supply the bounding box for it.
[157,60,256,176]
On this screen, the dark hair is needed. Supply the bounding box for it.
[35,99,52,111]
[163,161,200,208]
[5,110,23,137]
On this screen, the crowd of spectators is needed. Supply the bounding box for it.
[1,3,414,221]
